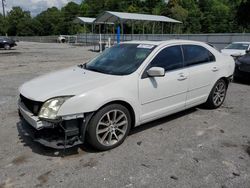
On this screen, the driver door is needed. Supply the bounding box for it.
[139,45,188,123]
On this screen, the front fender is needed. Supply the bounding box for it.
[57,79,140,125]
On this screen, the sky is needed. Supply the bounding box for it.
[3,0,82,16]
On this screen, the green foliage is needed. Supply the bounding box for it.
[237,0,250,32]
[0,13,8,35]
[7,7,34,36]
[1,0,250,36]
[35,7,63,35]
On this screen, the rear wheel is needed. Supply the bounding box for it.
[4,43,11,50]
[87,104,131,151]
[204,79,227,109]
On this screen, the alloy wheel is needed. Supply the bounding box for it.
[96,109,128,146]
[213,81,226,106]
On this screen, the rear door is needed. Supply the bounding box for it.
[182,44,218,108]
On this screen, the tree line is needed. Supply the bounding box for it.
[0,0,250,36]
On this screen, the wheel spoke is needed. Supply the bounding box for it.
[99,121,109,127]
[107,112,111,123]
[97,127,109,134]
[113,132,119,140]
[213,95,219,103]
[116,128,125,135]
[115,114,125,123]
[116,120,127,127]
[113,110,117,121]
[101,131,109,142]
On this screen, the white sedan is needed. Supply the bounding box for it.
[18,40,235,151]
[221,42,250,57]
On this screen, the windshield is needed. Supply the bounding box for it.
[225,43,249,50]
[84,44,155,75]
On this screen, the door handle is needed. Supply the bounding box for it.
[177,73,188,81]
[212,67,219,72]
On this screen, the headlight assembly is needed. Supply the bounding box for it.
[38,96,72,120]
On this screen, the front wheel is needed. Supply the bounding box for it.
[87,104,131,151]
[4,44,11,50]
[204,79,227,109]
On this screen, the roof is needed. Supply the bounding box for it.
[122,40,209,46]
[232,42,250,44]
[95,11,182,23]
[122,40,165,46]
[75,17,96,24]
[75,17,114,25]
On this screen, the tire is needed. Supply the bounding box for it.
[87,104,131,151]
[204,79,227,109]
[4,43,11,50]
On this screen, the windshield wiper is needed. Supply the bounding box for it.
[78,64,86,69]
[78,64,106,74]
[85,67,105,74]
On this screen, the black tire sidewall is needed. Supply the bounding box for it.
[87,104,131,151]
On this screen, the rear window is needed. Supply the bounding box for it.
[182,45,215,66]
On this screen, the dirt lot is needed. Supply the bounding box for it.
[0,42,250,188]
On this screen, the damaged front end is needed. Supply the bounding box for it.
[18,95,90,149]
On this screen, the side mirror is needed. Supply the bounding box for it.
[147,67,165,77]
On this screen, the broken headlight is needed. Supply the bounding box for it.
[38,97,72,120]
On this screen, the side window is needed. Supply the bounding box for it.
[182,45,215,66]
[150,45,184,71]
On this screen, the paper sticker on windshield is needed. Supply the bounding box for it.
[137,44,155,49]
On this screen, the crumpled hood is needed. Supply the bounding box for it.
[19,66,121,102]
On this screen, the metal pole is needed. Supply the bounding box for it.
[99,33,102,53]
[120,19,124,41]
[85,23,87,45]
[2,0,6,18]
[161,22,164,35]
[152,22,155,34]
[143,23,145,35]
[131,21,134,40]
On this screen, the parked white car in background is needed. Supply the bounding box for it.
[18,40,235,151]
[221,42,250,57]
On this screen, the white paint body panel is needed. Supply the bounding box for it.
[19,40,235,127]
[139,69,188,123]
[221,49,246,57]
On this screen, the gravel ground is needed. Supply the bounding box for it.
[0,42,250,188]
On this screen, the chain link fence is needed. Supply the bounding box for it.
[5,33,250,50]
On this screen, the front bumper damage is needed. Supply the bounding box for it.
[18,100,86,149]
